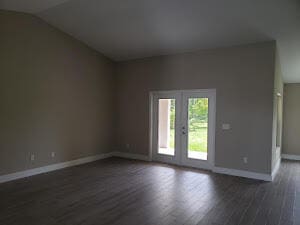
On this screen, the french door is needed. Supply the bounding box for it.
[151,89,216,170]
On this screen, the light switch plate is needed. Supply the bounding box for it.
[222,124,231,130]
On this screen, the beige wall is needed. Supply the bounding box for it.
[116,42,276,174]
[282,84,300,156]
[0,10,115,175]
[0,10,278,176]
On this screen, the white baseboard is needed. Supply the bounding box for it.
[1,151,279,184]
[0,152,113,184]
[112,152,150,161]
[282,154,300,161]
[113,152,273,181]
[213,166,272,182]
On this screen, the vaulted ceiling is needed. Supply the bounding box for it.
[1,0,299,82]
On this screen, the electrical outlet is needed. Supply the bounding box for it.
[243,157,248,164]
[51,152,55,158]
[30,154,35,161]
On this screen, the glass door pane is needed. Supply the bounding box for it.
[158,99,176,156]
[187,98,208,160]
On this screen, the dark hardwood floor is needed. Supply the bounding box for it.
[0,157,299,225]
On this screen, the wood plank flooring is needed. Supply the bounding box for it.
[0,157,299,225]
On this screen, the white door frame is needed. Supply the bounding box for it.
[149,89,216,170]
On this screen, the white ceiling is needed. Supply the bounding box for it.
[1,0,300,82]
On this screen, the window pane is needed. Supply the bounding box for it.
[158,99,175,156]
[187,98,208,160]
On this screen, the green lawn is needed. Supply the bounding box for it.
[169,126,208,153]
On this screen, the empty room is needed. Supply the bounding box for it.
[1,0,300,224]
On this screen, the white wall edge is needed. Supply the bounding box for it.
[213,166,272,182]
[272,157,281,181]
[0,152,113,184]
[112,151,151,161]
[282,154,300,161]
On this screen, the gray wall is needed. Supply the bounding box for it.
[116,42,276,174]
[282,84,300,156]
[0,10,115,175]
